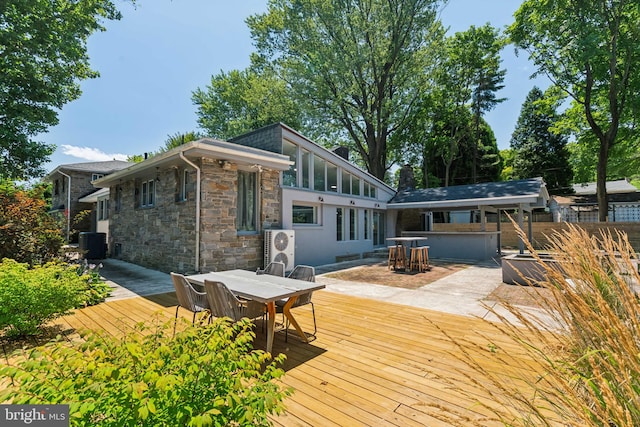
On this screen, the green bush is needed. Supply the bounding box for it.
[0,259,85,337]
[1,319,292,426]
[75,261,111,307]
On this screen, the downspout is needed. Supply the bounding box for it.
[59,171,72,243]
[179,152,201,272]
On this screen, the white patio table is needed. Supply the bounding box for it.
[186,269,324,354]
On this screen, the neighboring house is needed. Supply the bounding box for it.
[46,160,132,242]
[93,123,395,274]
[550,179,640,222]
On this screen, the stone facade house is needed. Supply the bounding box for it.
[94,138,292,274]
[93,123,395,273]
[47,161,131,242]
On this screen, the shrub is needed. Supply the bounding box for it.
[74,261,111,307]
[0,186,64,265]
[0,259,85,337]
[0,318,292,426]
[434,224,640,426]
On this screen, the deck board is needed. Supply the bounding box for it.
[2,289,552,426]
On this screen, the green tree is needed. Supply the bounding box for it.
[193,67,305,140]
[509,0,640,220]
[0,0,125,180]
[510,87,572,194]
[410,24,504,187]
[466,24,507,183]
[499,148,515,181]
[247,0,442,181]
[158,131,202,152]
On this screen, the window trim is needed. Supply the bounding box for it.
[141,179,155,207]
[179,169,189,202]
[237,169,258,233]
[292,203,320,225]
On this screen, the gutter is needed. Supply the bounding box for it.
[179,151,201,273]
[59,171,71,243]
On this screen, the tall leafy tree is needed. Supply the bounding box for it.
[465,25,506,183]
[408,24,505,187]
[247,0,442,181]
[510,87,572,194]
[193,67,305,141]
[0,0,125,180]
[509,0,640,220]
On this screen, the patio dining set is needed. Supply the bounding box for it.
[170,262,324,354]
[387,237,431,273]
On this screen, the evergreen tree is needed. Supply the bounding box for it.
[510,87,572,194]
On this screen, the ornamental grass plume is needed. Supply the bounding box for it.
[432,223,640,426]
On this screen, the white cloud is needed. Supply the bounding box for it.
[61,145,129,162]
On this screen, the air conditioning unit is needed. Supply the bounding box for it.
[264,229,295,271]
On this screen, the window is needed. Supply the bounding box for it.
[327,163,338,192]
[301,149,310,189]
[364,182,371,198]
[54,180,59,195]
[337,207,358,241]
[237,170,257,232]
[293,204,318,224]
[313,156,326,191]
[349,208,357,240]
[141,179,155,207]
[98,199,109,220]
[364,209,370,240]
[352,176,361,196]
[92,173,104,181]
[341,171,351,194]
[282,141,297,187]
[179,169,188,202]
[373,211,385,245]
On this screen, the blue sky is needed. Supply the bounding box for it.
[43,0,548,171]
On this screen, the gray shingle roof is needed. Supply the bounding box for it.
[390,177,546,206]
[572,179,638,195]
[57,160,132,174]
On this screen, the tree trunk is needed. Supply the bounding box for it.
[596,138,610,222]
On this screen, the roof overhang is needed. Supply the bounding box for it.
[78,187,110,203]
[387,194,548,211]
[93,139,293,188]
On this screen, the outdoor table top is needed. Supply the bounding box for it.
[386,237,428,246]
[186,269,324,304]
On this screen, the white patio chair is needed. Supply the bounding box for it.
[170,272,209,336]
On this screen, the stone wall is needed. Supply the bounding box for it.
[109,159,282,274]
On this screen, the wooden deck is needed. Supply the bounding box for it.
[3,290,549,426]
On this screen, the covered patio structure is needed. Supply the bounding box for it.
[387,178,550,260]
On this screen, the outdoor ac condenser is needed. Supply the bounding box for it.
[264,229,295,272]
